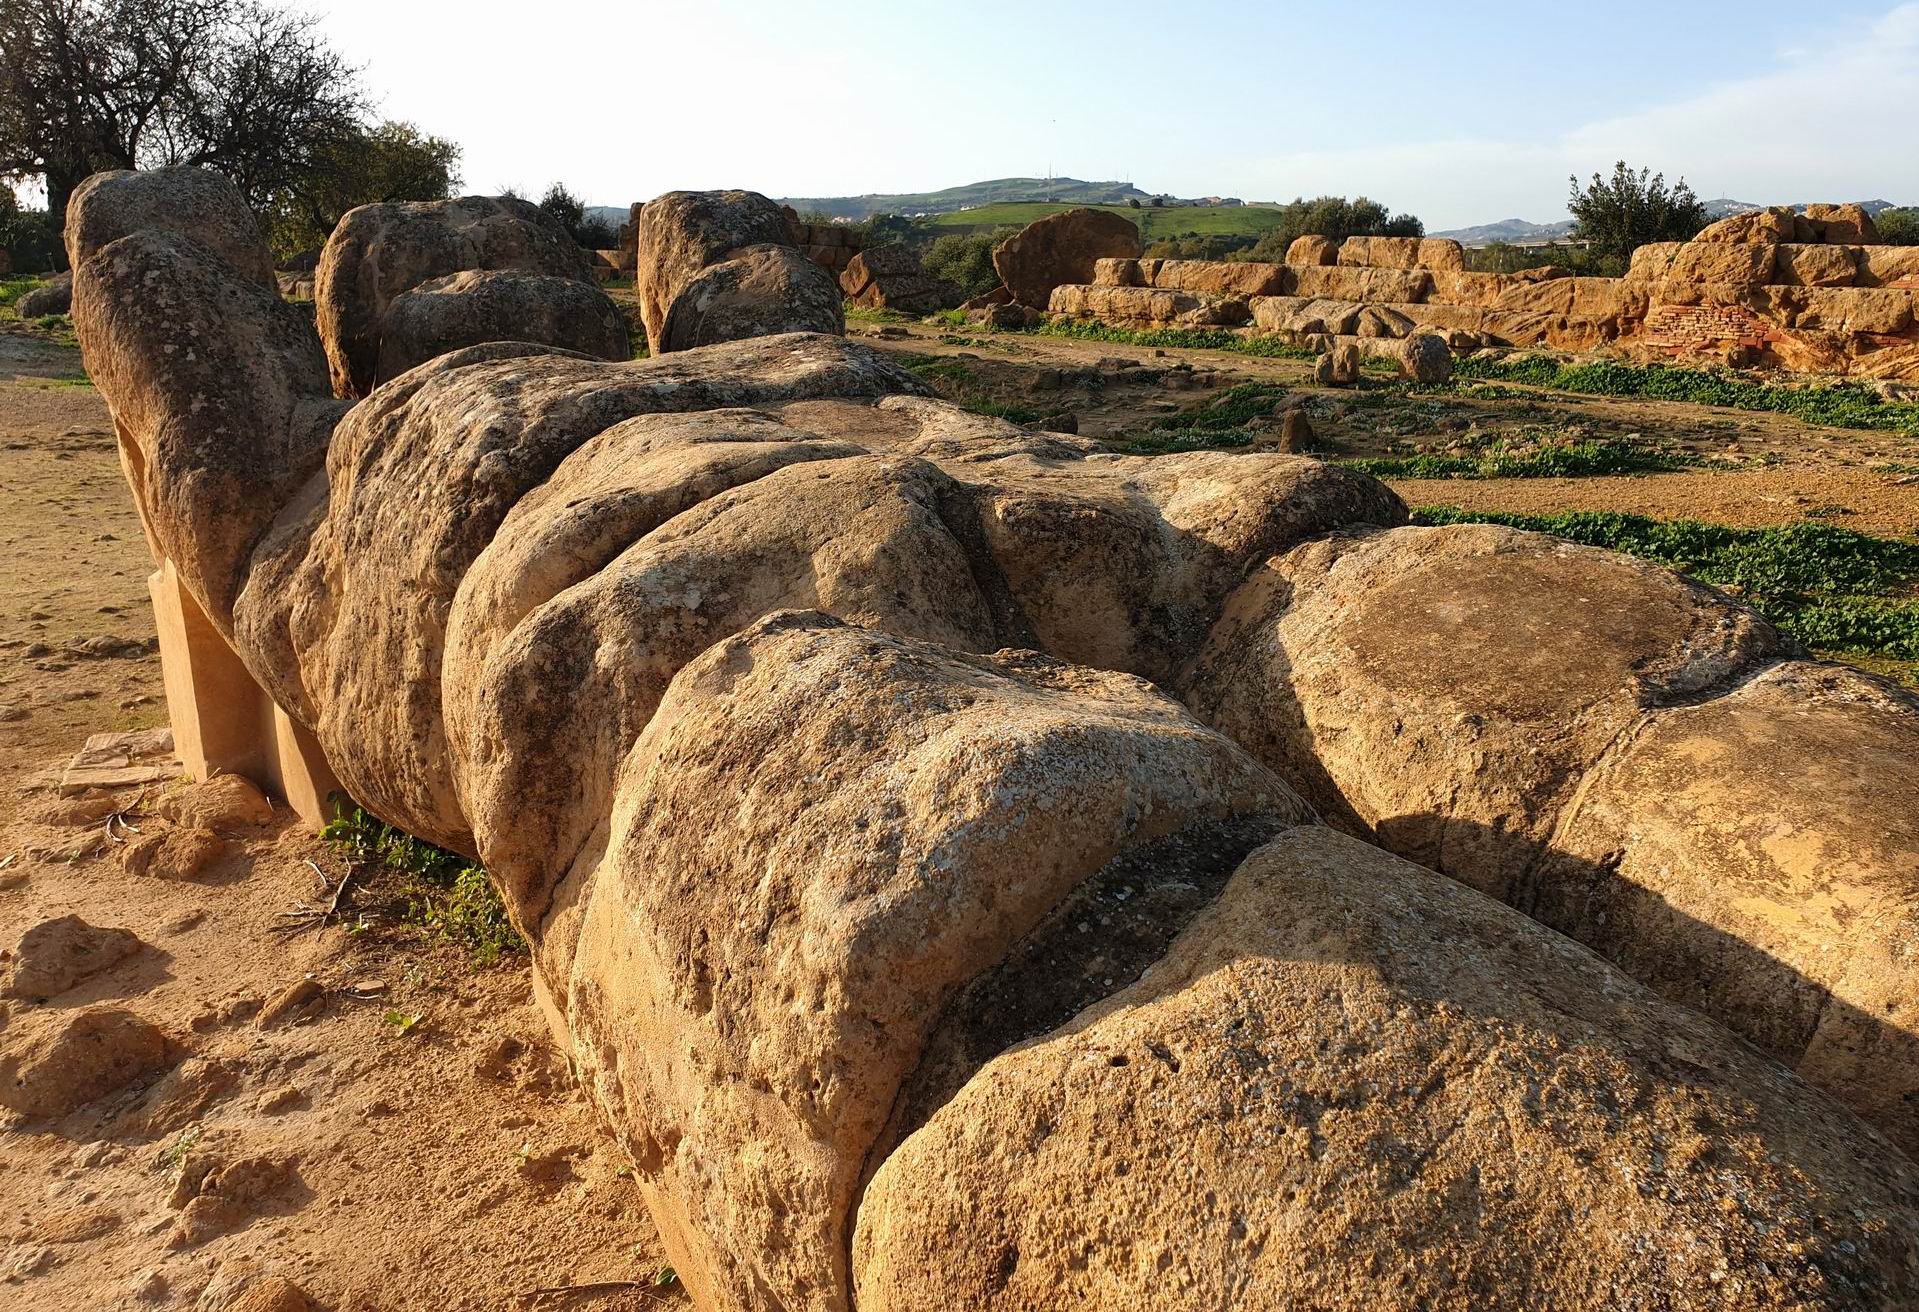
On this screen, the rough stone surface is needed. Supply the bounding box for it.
[568,612,1308,1312]
[1181,522,1919,1152]
[374,269,629,385]
[992,208,1142,308]
[65,168,275,289]
[120,826,226,881]
[314,195,588,397]
[633,190,841,354]
[1283,234,1338,266]
[155,775,274,830]
[857,827,1919,1311]
[0,916,143,1000]
[0,1007,172,1119]
[658,244,844,354]
[838,243,959,314]
[16,271,72,317]
[69,165,1919,1312]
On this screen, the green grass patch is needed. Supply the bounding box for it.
[1411,506,1919,678]
[1343,439,1694,480]
[1451,356,1919,435]
[1104,382,1291,455]
[0,275,38,313]
[1033,317,1315,360]
[321,804,524,966]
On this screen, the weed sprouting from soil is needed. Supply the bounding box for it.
[1413,507,1919,680]
[321,804,524,966]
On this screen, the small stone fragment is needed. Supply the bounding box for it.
[256,977,323,1028]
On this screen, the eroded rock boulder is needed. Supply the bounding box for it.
[375,269,630,385]
[634,190,842,354]
[0,916,143,1000]
[1183,522,1919,1152]
[314,195,592,396]
[66,165,1919,1312]
[838,242,959,314]
[0,1007,172,1119]
[567,611,1309,1310]
[16,271,72,317]
[858,826,1919,1310]
[993,207,1142,308]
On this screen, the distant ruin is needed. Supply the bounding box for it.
[1048,204,1919,379]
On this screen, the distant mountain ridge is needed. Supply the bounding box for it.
[1437,199,1903,247]
[777,178,1168,220]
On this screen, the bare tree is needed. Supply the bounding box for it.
[0,0,366,235]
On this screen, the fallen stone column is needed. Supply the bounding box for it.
[66,166,1919,1312]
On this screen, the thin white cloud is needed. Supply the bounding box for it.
[1208,3,1919,229]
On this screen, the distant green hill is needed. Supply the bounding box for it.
[780,177,1169,220]
[927,202,1285,239]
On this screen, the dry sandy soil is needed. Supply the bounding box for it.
[4,314,1917,1310]
[852,318,1919,535]
[0,330,677,1312]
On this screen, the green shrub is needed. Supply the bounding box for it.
[1874,207,1919,246]
[921,232,1005,297]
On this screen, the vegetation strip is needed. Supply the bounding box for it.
[321,805,524,965]
[1412,507,1919,677]
[1449,355,1919,435]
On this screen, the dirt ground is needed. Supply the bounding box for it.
[850,319,1919,536]
[0,331,676,1311]
[4,314,1917,1310]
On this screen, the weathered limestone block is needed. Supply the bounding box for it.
[1048,283,1249,326]
[1145,259,1289,297]
[1860,245,1919,287]
[1182,522,1919,1152]
[660,244,845,352]
[1661,241,1779,290]
[635,190,842,354]
[1805,202,1880,244]
[1624,241,1684,282]
[992,207,1141,307]
[1791,286,1916,336]
[1696,206,1812,245]
[1283,234,1338,266]
[1288,264,1432,304]
[858,826,1919,1311]
[1428,269,1515,307]
[1775,243,1864,288]
[66,213,345,626]
[315,195,589,396]
[1091,257,1141,286]
[1332,235,1464,271]
[1416,236,1468,270]
[375,269,629,385]
[838,242,959,313]
[66,168,275,290]
[69,166,1919,1312]
[567,611,1309,1311]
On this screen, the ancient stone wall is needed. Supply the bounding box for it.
[1048,213,1919,379]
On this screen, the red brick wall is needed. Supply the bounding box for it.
[1641,302,1779,353]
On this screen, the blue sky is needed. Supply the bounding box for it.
[309,0,1918,228]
